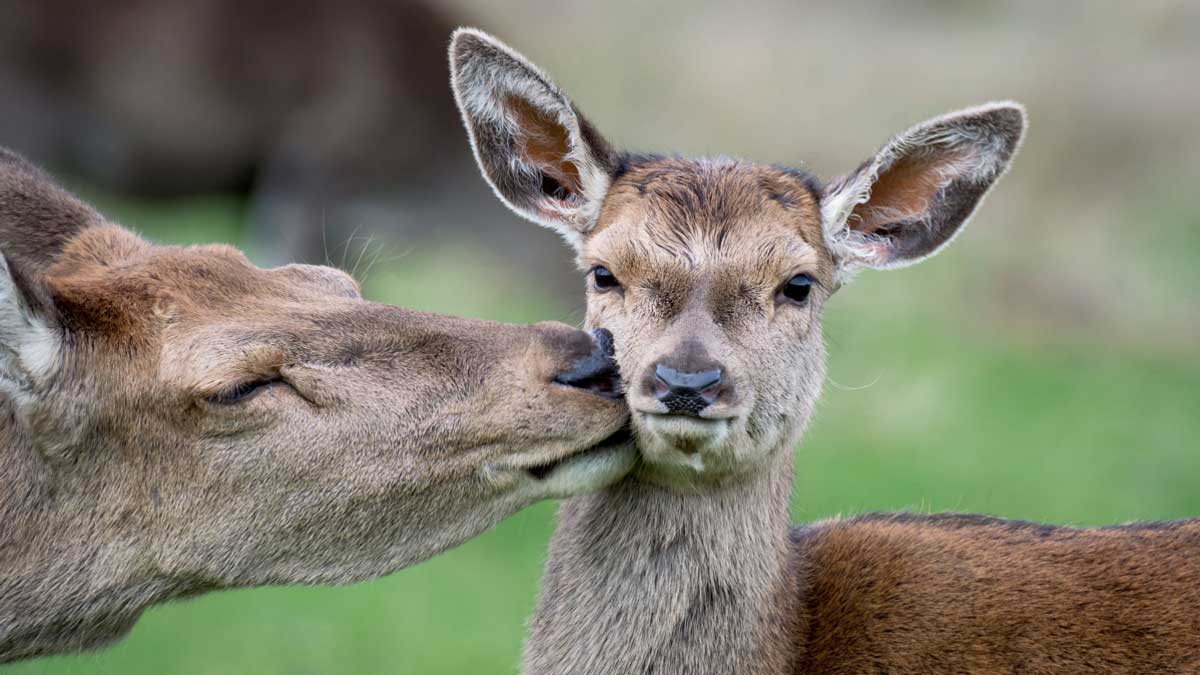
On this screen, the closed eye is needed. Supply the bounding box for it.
[205,377,283,405]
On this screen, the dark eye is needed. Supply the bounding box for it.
[206,378,279,405]
[592,266,620,291]
[779,274,814,305]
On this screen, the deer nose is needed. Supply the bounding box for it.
[553,329,621,399]
[653,364,722,415]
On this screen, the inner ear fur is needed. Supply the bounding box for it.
[851,149,969,234]
[822,102,1026,280]
[504,95,583,197]
[449,28,617,247]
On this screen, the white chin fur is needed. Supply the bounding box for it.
[531,442,638,499]
[638,415,732,472]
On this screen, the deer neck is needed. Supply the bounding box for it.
[0,406,169,663]
[523,449,800,675]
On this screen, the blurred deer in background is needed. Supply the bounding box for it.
[0,148,634,663]
[451,29,1200,674]
[0,0,465,264]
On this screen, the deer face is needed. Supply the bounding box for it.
[451,30,1024,487]
[0,150,631,589]
[578,161,833,482]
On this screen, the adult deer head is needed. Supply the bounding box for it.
[0,148,632,661]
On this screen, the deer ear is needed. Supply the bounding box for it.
[0,253,59,400]
[450,28,618,251]
[821,102,1026,283]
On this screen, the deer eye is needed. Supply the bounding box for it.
[206,378,281,405]
[778,274,814,305]
[591,266,621,292]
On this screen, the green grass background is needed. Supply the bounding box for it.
[7,192,1198,675]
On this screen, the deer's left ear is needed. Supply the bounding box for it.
[821,102,1026,283]
[449,28,618,252]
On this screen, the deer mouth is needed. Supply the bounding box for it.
[524,424,633,481]
[631,412,735,477]
[638,411,731,444]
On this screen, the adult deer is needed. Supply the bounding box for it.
[0,148,634,663]
[451,29,1200,674]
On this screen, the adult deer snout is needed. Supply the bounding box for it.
[553,329,621,399]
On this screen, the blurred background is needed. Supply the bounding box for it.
[4,0,1198,673]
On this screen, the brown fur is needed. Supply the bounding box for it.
[451,30,1198,675]
[793,515,1200,673]
[0,148,634,663]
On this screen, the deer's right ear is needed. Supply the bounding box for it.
[450,28,618,251]
[0,253,59,400]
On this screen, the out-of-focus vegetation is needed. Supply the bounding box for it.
[7,1,1199,673]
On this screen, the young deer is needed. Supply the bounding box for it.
[0,148,635,663]
[451,29,1200,674]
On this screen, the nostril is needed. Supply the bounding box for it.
[554,331,622,399]
[698,380,722,401]
[591,328,615,358]
[555,362,620,398]
[653,372,671,398]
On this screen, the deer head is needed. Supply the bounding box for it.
[0,148,631,661]
[451,29,1023,488]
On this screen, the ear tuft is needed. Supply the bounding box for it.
[822,102,1026,283]
[449,28,617,251]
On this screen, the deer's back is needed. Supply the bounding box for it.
[790,513,1200,674]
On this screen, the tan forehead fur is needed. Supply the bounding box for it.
[42,225,370,397]
[47,226,358,336]
[587,158,832,286]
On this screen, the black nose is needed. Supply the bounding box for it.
[553,329,621,398]
[654,364,722,415]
